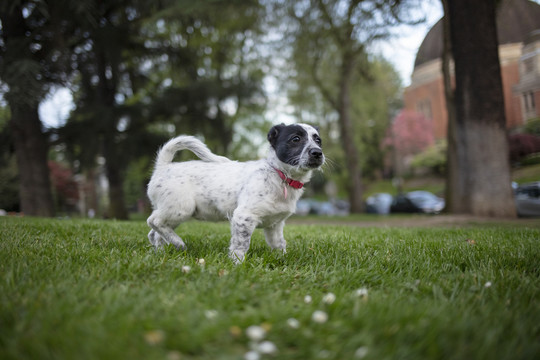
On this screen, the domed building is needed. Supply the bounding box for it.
[403,0,540,139]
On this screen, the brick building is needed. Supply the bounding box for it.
[403,0,540,140]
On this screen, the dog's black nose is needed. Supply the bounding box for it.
[309,148,323,158]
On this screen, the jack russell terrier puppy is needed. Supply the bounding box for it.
[146,123,325,263]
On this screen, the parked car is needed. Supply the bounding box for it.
[514,181,540,217]
[390,191,445,214]
[295,199,350,216]
[365,193,393,215]
[295,199,313,216]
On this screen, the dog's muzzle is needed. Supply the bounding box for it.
[307,148,324,168]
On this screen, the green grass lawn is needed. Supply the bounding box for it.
[1,217,539,360]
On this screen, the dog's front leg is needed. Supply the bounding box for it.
[264,221,287,254]
[229,211,258,264]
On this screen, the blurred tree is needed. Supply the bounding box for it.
[352,59,402,179]
[0,1,74,216]
[441,0,458,213]
[58,0,267,218]
[280,0,420,212]
[48,160,79,214]
[0,105,19,212]
[410,140,447,176]
[59,0,165,219]
[445,0,516,217]
[287,55,402,196]
[123,156,152,213]
[383,110,434,181]
[144,0,267,154]
[384,110,434,156]
[508,133,540,164]
[523,118,540,137]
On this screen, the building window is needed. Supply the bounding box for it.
[416,99,432,120]
[524,91,536,112]
[523,57,534,75]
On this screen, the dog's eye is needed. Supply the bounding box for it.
[314,136,322,146]
[291,136,301,143]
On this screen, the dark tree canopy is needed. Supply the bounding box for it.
[0,0,78,216]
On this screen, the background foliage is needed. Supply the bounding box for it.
[1,0,538,217]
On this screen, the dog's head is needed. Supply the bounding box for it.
[267,123,325,170]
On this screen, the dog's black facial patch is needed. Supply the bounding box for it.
[268,124,320,166]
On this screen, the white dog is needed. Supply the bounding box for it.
[146,123,324,263]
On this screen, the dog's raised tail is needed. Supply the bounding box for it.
[155,135,231,166]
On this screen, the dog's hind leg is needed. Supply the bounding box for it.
[147,213,187,250]
[148,229,166,248]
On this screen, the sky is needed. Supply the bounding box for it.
[375,0,443,87]
[38,1,444,128]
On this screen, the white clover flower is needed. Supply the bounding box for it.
[246,325,266,341]
[244,350,260,360]
[322,293,336,305]
[197,258,206,265]
[287,318,300,329]
[204,309,218,320]
[312,310,328,324]
[354,346,369,359]
[181,265,191,273]
[304,295,313,304]
[484,281,492,288]
[257,341,278,355]
[355,288,368,298]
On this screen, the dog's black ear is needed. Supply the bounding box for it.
[267,123,286,148]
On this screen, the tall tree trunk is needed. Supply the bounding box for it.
[339,52,364,213]
[85,168,99,217]
[446,0,516,217]
[441,0,461,213]
[9,106,55,217]
[1,5,55,217]
[95,44,128,220]
[103,133,128,220]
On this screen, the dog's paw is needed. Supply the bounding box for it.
[150,244,165,253]
[167,238,186,251]
[174,243,187,251]
[229,249,246,264]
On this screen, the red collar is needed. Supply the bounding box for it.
[274,168,304,189]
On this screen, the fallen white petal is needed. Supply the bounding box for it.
[355,346,369,359]
[246,325,266,341]
[244,350,260,360]
[287,318,300,329]
[322,293,336,304]
[205,309,218,319]
[355,288,368,298]
[257,341,278,355]
[312,310,328,323]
